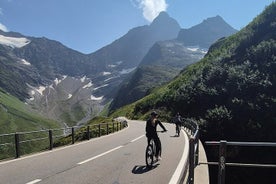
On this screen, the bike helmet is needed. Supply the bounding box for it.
[151,111,158,116]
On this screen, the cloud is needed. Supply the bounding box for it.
[131,0,168,22]
[0,23,8,32]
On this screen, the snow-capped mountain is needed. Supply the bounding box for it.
[0,12,182,125]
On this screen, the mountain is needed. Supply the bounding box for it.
[89,11,180,69]
[110,15,237,111]
[112,3,276,183]
[0,12,181,129]
[110,41,206,110]
[121,2,276,142]
[177,15,237,48]
[0,33,104,125]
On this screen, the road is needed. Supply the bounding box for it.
[0,119,189,184]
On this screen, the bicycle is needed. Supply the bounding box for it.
[176,123,180,137]
[145,131,165,169]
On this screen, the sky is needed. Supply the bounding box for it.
[0,0,275,54]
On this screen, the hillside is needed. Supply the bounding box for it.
[0,89,59,134]
[120,1,276,141]
[110,41,205,110]
[112,3,276,183]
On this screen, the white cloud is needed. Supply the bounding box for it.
[131,0,168,22]
[0,23,8,32]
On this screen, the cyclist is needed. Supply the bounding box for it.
[146,111,167,160]
[173,112,182,136]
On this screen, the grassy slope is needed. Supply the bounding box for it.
[0,89,60,134]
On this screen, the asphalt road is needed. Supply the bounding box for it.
[0,119,189,184]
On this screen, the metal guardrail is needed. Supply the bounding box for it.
[0,121,128,160]
[203,141,276,184]
[180,118,276,184]
[181,118,200,184]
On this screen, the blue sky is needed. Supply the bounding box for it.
[0,0,274,54]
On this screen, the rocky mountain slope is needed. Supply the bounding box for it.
[177,15,237,48]
[0,12,181,127]
[110,16,237,111]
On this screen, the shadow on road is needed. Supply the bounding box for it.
[132,164,159,174]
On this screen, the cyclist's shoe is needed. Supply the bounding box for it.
[157,156,162,161]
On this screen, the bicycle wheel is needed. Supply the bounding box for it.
[145,144,154,168]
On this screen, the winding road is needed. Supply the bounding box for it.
[0,119,189,184]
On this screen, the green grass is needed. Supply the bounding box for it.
[0,89,61,160]
[0,90,60,134]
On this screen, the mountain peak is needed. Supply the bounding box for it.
[202,15,230,27]
[177,15,237,48]
[150,11,180,30]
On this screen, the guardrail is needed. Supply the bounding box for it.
[0,121,128,160]
[203,141,276,184]
[181,118,200,184]
[180,117,276,184]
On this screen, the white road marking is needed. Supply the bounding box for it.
[77,146,123,165]
[168,129,189,184]
[26,179,42,184]
[0,125,129,166]
[130,135,144,142]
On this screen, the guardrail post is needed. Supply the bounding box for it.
[113,122,115,133]
[120,122,122,130]
[98,124,101,137]
[195,131,200,166]
[71,127,75,144]
[106,123,109,135]
[218,140,227,184]
[87,126,90,140]
[49,130,53,150]
[15,133,20,158]
[189,138,195,184]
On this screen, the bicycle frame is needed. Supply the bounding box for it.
[145,131,164,168]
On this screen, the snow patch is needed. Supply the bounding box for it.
[0,35,30,48]
[187,47,208,54]
[108,64,116,68]
[31,90,35,95]
[54,75,67,85]
[93,84,109,91]
[80,76,86,82]
[21,59,31,65]
[104,76,118,82]
[102,72,111,76]
[108,61,123,68]
[90,95,103,101]
[36,86,46,96]
[116,61,123,65]
[82,81,93,88]
[187,47,199,52]
[119,67,136,75]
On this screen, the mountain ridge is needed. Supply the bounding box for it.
[110,15,237,111]
[177,15,237,48]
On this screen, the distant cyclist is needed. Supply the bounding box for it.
[146,111,167,160]
[173,112,182,136]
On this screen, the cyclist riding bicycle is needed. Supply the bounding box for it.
[146,111,167,160]
[173,112,182,136]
